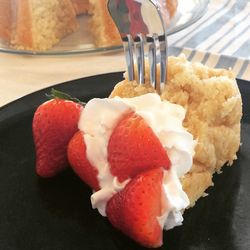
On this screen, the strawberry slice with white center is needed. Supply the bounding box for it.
[106,167,166,248]
[108,112,171,182]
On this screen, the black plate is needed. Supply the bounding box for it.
[0,73,249,250]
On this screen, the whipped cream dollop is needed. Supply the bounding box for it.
[78,93,196,229]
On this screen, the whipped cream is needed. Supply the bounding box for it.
[78,93,196,229]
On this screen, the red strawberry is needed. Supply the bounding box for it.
[67,131,100,191]
[108,112,170,182]
[106,167,165,248]
[33,98,82,177]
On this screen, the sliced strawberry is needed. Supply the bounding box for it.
[106,167,165,248]
[32,98,82,177]
[108,112,171,182]
[67,131,100,191]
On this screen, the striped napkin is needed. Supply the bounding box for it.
[168,0,250,80]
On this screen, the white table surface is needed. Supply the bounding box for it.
[0,51,125,107]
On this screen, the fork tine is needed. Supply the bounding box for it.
[134,34,145,84]
[147,35,158,93]
[123,35,134,81]
[108,0,168,94]
[159,35,168,92]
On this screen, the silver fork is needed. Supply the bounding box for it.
[107,0,168,94]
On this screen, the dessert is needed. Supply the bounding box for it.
[0,0,78,51]
[0,0,178,51]
[32,55,242,248]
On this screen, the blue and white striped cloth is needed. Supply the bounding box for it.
[168,0,250,80]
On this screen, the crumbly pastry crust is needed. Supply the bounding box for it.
[110,55,242,206]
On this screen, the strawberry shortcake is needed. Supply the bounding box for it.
[32,55,242,248]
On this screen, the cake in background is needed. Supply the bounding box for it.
[88,0,121,47]
[0,0,78,51]
[0,0,12,42]
[0,0,178,51]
